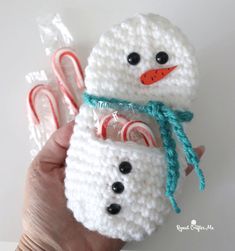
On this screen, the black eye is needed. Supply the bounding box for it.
[127,52,140,65]
[156,51,169,64]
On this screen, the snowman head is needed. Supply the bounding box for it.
[85,13,198,109]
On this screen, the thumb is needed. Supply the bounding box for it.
[36,121,74,167]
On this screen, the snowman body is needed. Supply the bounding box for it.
[65,13,198,241]
[65,105,172,241]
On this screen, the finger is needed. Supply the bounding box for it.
[185,145,205,176]
[35,121,75,167]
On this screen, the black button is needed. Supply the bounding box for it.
[119,161,132,174]
[107,203,121,215]
[127,52,141,65]
[156,51,169,64]
[112,182,124,194]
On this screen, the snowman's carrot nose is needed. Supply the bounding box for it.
[140,65,177,85]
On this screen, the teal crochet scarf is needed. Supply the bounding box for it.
[83,92,205,213]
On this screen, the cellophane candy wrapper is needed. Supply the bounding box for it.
[26,14,84,159]
[37,13,74,56]
[65,13,205,242]
[93,107,162,148]
[37,13,84,119]
[26,71,60,158]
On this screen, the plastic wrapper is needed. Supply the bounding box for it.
[51,47,84,118]
[37,14,74,56]
[38,13,84,118]
[26,71,60,158]
[93,108,162,148]
[26,14,85,158]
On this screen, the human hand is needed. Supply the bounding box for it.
[185,145,205,176]
[17,121,125,251]
[17,121,204,251]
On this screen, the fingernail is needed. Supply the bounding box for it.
[199,145,206,152]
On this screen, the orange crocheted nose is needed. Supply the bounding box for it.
[140,65,177,85]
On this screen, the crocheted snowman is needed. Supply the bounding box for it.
[65,13,204,241]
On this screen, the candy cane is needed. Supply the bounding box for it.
[121,120,157,147]
[97,114,129,139]
[28,84,60,129]
[52,48,84,114]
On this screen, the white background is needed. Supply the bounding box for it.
[0,0,234,250]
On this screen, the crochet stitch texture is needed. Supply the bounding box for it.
[65,13,204,241]
[83,93,205,213]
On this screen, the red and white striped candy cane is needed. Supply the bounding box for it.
[97,113,129,139]
[121,120,157,147]
[28,84,60,129]
[52,48,84,114]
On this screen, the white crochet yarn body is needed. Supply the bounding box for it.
[65,13,198,241]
